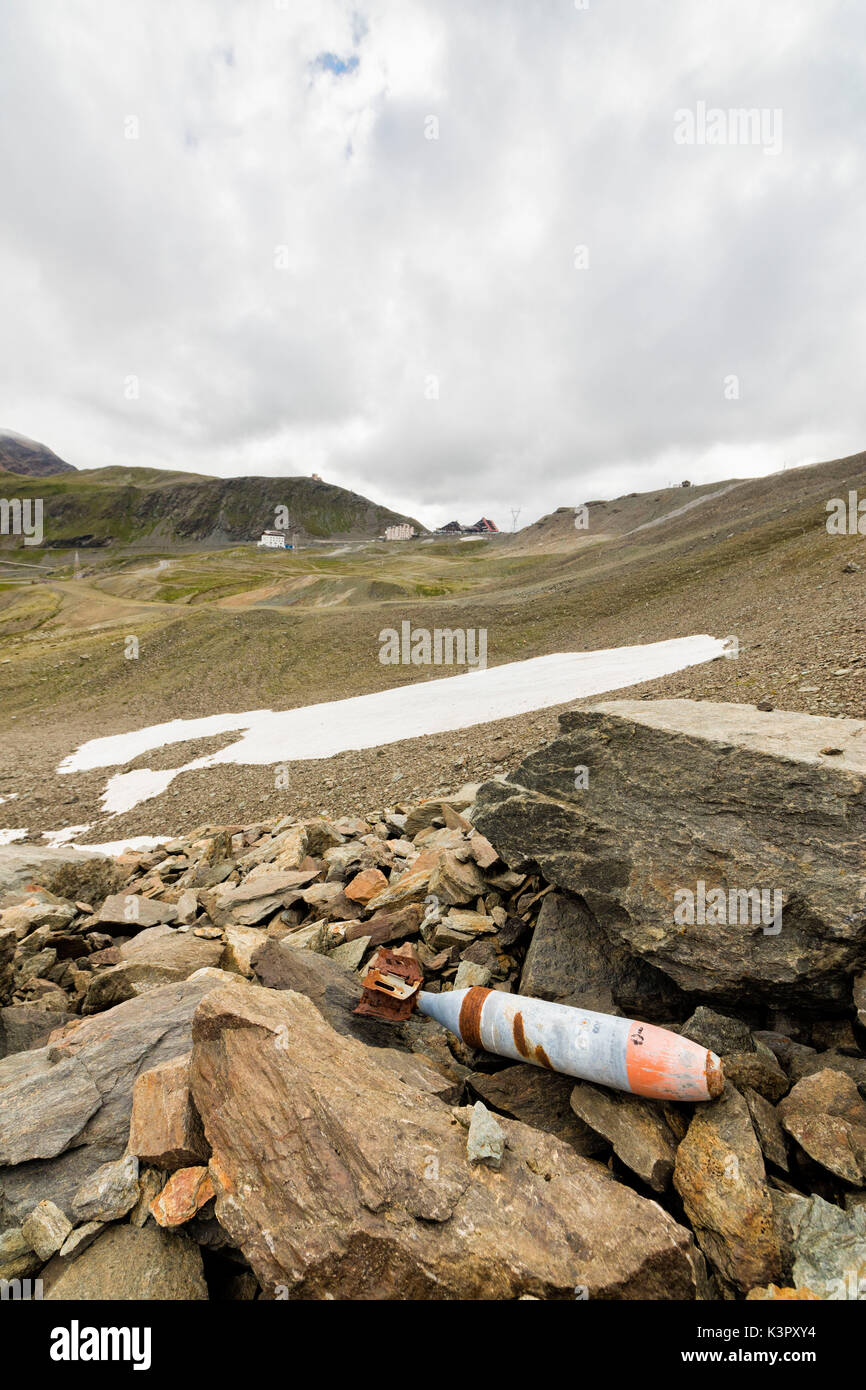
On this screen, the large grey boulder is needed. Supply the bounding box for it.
[473,700,866,1011]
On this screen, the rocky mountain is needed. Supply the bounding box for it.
[0,463,422,547]
[0,431,76,477]
[1,698,864,1300]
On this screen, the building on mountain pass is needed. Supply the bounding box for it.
[384,524,416,540]
[258,530,288,549]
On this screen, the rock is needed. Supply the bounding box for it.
[343,903,423,947]
[468,1065,605,1157]
[855,974,866,1033]
[329,936,371,972]
[364,853,440,911]
[150,1166,215,1227]
[0,1225,40,1279]
[189,979,704,1298]
[681,1007,754,1056]
[42,1222,208,1300]
[71,1155,140,1223]
[569,1082,679,1191]
[744,1088,789,1171]
[344,868,389,904]
[428,852,489,906]
[466,1101,504,1168]
[0,845,115,902]
[724,1047,789,1103]
[441,909,496,936]
[0,1047,102,1166]
[519,891,681,1017]
[788,1049,866,1089]
[0,928,15,1006]
[777,1069,866,1183]
[250,938,395,1047]
[175,889,199,925]
[248,937,459,1099]
[454,961,491,990]
[58,1221,103,1259]
[129,1167,166,1227]
[96,894,178,931]
[220,926,266,977]
[784,1194,866,1298]
[82,925,224,1011]
[0,973,234,1226]
[129,1053,209,1169]
[3,899,77,936]
[0,1004,75,1059]
[673,1085,781,1292]
[21,1199,72,1261]
[473,700,866,1010]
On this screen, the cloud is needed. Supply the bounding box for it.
[0,0,864,529]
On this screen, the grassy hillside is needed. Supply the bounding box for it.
[0,466,422,549]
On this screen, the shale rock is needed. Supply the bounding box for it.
[518,890,682,1017]
[673,1084,781,1292]
[189,980,704,1299]
[468,1064,606,1158]
[0,973,235,1226]
[777,1069,866,1184]
[42,1222,208,1300]
[570,1082,679,1191]
[473,700,866,1010]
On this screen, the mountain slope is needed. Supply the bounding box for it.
[0,466,422,548]
[0,430,76,477]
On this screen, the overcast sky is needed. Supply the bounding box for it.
[1,1,864,529]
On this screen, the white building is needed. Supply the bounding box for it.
[258,530,287,549]
[384,524,416,541]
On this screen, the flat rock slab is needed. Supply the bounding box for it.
[473,700,866,1010]
[189,980,704,1299]
[42,1223,208,1299]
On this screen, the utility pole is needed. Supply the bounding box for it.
[510,507,522,532]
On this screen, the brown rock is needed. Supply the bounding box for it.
[150,1166,215,1227]
[343,903,423,947]
[344,868,389,904]
[674,1085,781,1293]
[189,980,704,1299]
[777,1069,866,1184]
[744,1088,789,1171]
[569,1082,679,1191]
[129,1052,209,1169]
[96,894,178,931]
[42,1223,207,1299]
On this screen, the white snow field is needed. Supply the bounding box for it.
[53,635,728,817]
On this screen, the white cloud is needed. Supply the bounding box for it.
[0,0,864,530]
